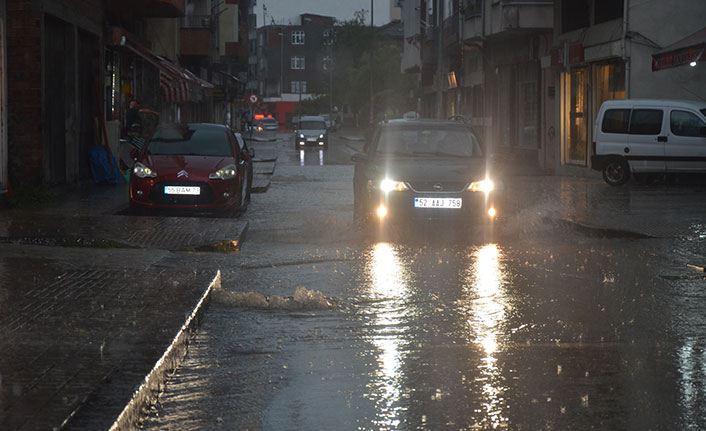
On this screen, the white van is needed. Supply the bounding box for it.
[591,99,706,185]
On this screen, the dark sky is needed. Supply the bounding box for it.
[258,0,391,27]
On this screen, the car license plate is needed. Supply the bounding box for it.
[164,185,200,195]
[414,197,462,209]
[306,137,317,142]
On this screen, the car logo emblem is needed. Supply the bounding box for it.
[177,170,189,178]
[433,183,443,191]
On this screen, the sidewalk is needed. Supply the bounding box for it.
[0,169,258,429]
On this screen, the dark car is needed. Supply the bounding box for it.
[129,123,253,215]
[352,118,503,226]
[294,115,328,149]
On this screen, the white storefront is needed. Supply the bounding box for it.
[551,0,706,175]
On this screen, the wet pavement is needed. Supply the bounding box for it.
[0,137,276,430]
[3,129,706,430]
[142,134,706,430]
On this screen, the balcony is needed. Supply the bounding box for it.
[487,1,553,36]
[180,28,212,56]
[107,0,185,18]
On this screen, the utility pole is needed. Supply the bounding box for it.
[435,0,444,119]
[369,0,374,126]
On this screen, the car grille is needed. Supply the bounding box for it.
[407,181,469,193]
[149,181,216,205]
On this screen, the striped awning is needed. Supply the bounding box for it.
[157,57,193,103]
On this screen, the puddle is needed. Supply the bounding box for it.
[212,286,337,311]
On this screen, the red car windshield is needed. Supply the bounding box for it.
[146,126,232,157]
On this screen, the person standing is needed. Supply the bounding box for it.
[126,100,141,128]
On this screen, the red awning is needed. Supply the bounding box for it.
[652,26,706,71]
[107,26,212,103]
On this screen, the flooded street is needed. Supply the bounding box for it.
[142,134,706,430]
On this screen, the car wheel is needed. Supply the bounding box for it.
[602,159,631,186]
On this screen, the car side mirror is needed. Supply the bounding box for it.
[248,148,255,159]
[130,148,139,160]
[351,152,369,163]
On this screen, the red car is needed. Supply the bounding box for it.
[129,123,253,215]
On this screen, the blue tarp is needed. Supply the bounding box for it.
[88,146,123,185]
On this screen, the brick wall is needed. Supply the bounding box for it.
[6,0,104,187]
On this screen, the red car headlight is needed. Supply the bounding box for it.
[133,162,157,178]
[209,164,238,180]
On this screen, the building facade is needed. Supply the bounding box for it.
[402,0,706,176]
[257,14,334,129]
[7,0,105,188]
[550,0,706,176]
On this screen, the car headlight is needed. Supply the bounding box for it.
[299,133,305,138]
[380,178,408,192]
[319,134,324,139]
[468,179,495,193]
[133,162,157,178]
[209,164,238,180]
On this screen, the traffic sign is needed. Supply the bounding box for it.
[249,94,258,104]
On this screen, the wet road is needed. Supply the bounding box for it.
[142,132,706,430]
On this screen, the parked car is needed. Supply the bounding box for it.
[352,118,503,227]
[592,99,706,185]
[257,117,279,132]
[294,115,329,149]
[129,123,253,215]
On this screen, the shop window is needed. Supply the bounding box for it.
[601,109,630,134]
[595,63,625,115]
[564,67,589,165]
[629,109,663,135]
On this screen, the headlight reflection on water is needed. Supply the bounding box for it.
[366,242,409,429]
[463,243,510,429]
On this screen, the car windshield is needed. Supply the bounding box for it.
[146,125,232,157]
[299,121,326,130]
[376,126,483,158]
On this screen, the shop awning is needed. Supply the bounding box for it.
[652,26,706,71]
[107,26,213,103]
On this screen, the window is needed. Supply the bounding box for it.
[602,109,630,134]
[595,0,623,24]
[291,56,305,70]
[291,81,307,93]
[291,30,305,45]
[670,110,706,137]
[561,0,590,33]
[323,29,333,45]
[464,0,482,17]
[629,109,663,135]
[323,56,332,71]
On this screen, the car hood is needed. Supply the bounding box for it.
[143,155,234,179]
[373,157,488,182]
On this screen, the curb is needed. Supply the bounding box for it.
[108,270,222,431]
